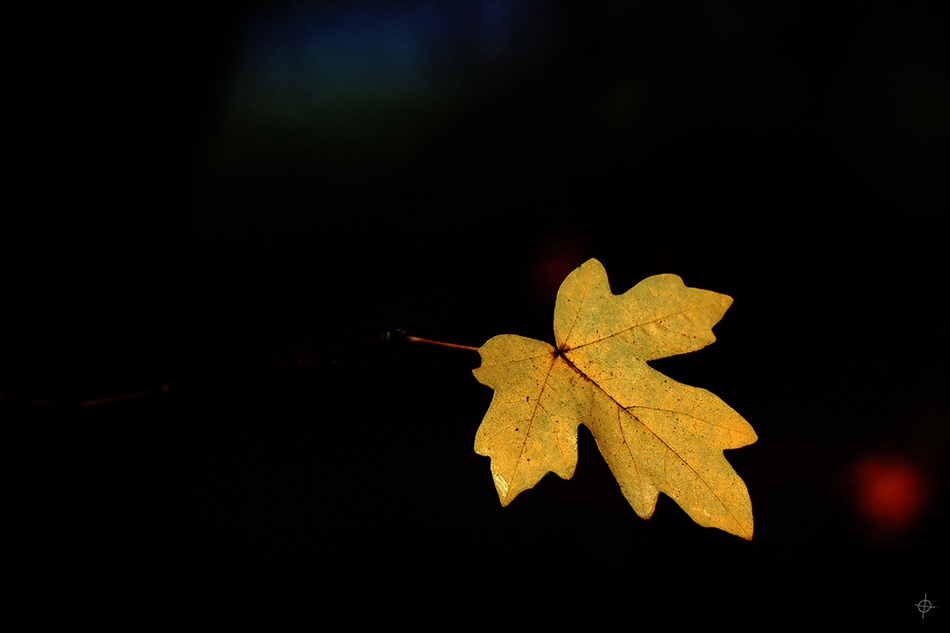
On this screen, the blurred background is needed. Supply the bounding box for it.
[14,0,948,627]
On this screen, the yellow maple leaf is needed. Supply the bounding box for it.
[473,258,757,539]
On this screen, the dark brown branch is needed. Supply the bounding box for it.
[3,330,479,409]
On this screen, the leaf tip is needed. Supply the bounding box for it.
[492,471,513,506]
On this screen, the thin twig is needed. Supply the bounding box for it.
[3,330,479,408]
[405,335,480,351]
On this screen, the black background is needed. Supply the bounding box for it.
[15,1,948,628]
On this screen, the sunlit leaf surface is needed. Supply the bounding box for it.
[474,259,756,539]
